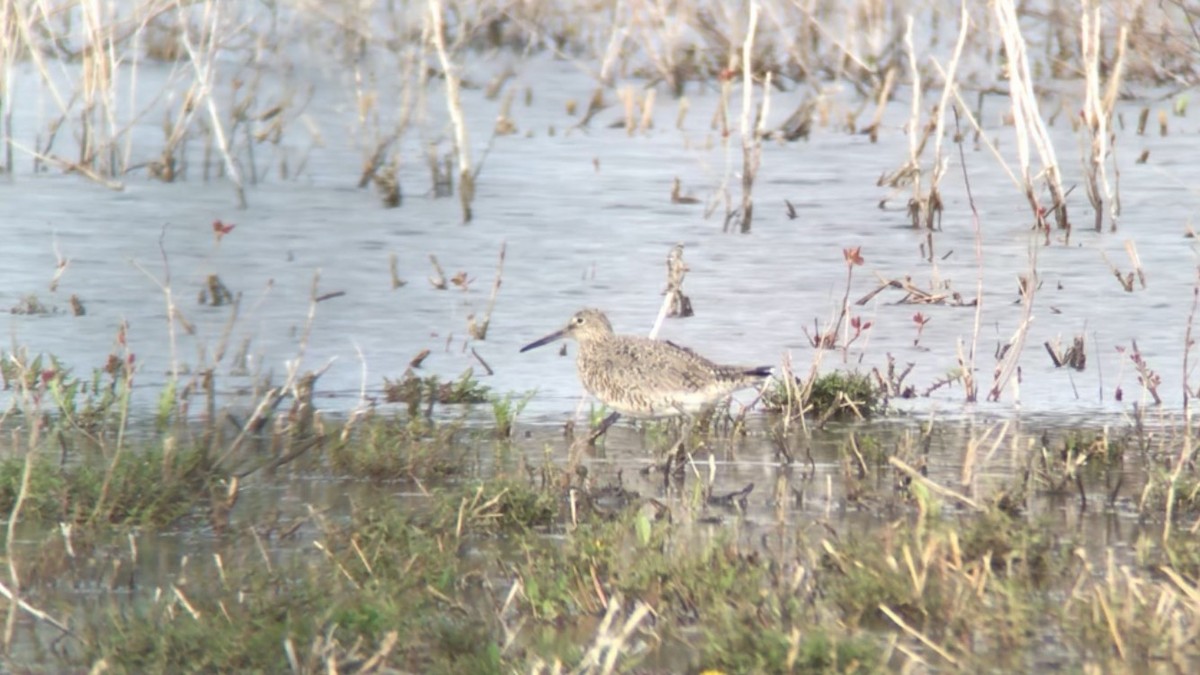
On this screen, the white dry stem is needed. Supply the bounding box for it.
[903,17,923,215]
[994,0,1067,228]
[1081,1,1127,231]
[879,603,959,666]
[739,2,759,160]
[221,271,327,465]
[14,0,70,117]
[176,0,247,208]
[989,241,1039,402]
[928,2,970,200]
[80,0,120,174]
[738,1,761,233]
[597,0,629,86]
[572,598,653,675]
[936,64,1020,189]
[428,0,474,222]
[131,226,184,383]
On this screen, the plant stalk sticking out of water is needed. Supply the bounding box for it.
[988,241,1038,403]
[468,242,506,340]
[953,106,984,402]
[1080,1,1127,232]
[176,0,247,208]
[913,3,968,231]
[804,247,869,355]
[662,243,693,318]
[427,0,474,223]
[735,1,769,234]
[995,0,1069,235]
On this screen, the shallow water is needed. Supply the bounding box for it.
[4,39,1200,424]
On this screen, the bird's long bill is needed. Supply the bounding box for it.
[519,328,566,353]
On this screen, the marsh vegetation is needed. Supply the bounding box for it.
[4,0,1200,672]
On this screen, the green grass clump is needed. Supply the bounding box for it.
[807,371,880,418]
[383,368,491,414]
[329,414,469,481]
[430,480,560,535]
[957,509,1068,584]
[0,441,215,527]
[1142,469,1200,518]
[702,625,878,674]
[490,391,534,438]
[763,370,881,421]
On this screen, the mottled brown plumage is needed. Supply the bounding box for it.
[520,309,771,418]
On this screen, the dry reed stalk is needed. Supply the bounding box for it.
[176,0,247,207]
[1080,0,1127,232]
[131,226,190,390]
[939,72,1020,189]
[737,1,766,234]
[619,86,636,134]
[712,48,737,227]
[79,0,121,175]
[988,242,1039,402]
[468,242,505,340]
[889,456,982,512]
[953,107,983,402]
[219,271,330,468]
[597,1,628,86]
[662,243,693,317]
[1100,240,1146,292]
[901,17,925,227]
[879,603,959,666]
[630,0,687,96]
[572,598,654,675]
[638,89,655,132]
[960,421,1007,489]
[1184,273,1200,417]
[924,2,970,223]
[758,1,808,82]
[879,8,963,227]
[995,0,1068,231]
[427,0,473,223]
[863,66,897,141]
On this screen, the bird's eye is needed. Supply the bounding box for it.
[573,316,584,325]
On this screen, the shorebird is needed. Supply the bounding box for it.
[520,309,772,429]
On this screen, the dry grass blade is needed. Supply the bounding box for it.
[468,242,506,340]
[878,603,958,666]
[889,456,983,511]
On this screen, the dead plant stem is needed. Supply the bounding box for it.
[176,0,247,208]
[428,0,473,223]
[738,0,761,233]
